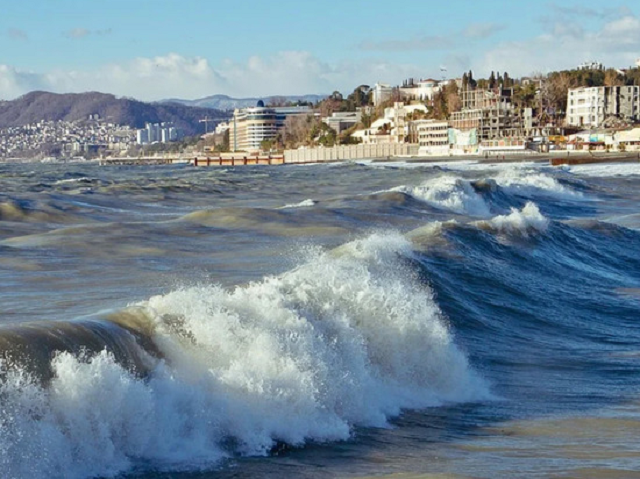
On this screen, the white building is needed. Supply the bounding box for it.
[399,78,441,102]
[372,83,394,106]
[414,120,450,156]
[352,102,423,144]
[567,86,640,128]
[577,61,604,71]
[228,104,313,152]
[136,122,181,145]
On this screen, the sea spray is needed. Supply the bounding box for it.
[494,168,581,199]
[476,202,550,236]
[391,176,491,216]
[0,232,488,478]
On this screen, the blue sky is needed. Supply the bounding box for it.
[1,0,639,100]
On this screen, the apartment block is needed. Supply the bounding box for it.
[566,86,640,128]
[413,119,450,155]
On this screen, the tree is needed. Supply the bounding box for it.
[260,139,275,152]
[604,68,624,86]
[467,70,477,89]
[503,71,512,88]
[489,71,497,90]
[267,96,288,107]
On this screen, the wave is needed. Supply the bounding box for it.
[382,168,584,220]
[475,202,549,237]
[280,199,317,209]
[391,176,491,217]
[0,199,78,224]
[0,232,488,478]
[178,207,347,237]
[563,163,640,178]
[493,168,581,199]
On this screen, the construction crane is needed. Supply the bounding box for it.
[199,117,213,134]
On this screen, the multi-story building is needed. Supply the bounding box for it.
[450,88,524,141]
[228,103,313,152]
[136,122,181,145]
[413,120,450,155]
[566,86,640,128]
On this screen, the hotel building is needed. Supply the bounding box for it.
[228,102,314,152]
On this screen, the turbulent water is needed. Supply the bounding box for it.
[0,159,639,479]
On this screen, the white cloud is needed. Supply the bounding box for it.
[0,52,431,101]
[0,65,48,99]
[474,14,640,76]
[5,12,637,103]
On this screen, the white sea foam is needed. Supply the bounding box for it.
[476,202,549,236]
[0,232,488,478]
[280,199,316,209]
[493,168,580,199]
[392,176,491,217]
[564,163,640,178]
[53,177,95,186]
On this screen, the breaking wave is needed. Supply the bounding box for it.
[391,176,491,217]
[386,169,581,218]
[475,202,549,236]
[0,232,488,478]
[493,168,581,199]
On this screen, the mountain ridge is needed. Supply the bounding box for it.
[161,94,327,111]
[0,91,230,135]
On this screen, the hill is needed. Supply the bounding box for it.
[162,94,327,111]
[0,91,230,135]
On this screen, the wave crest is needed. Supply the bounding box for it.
[477,202,549,236]
[0,232,488,478]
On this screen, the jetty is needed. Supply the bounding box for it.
[99,154,284,167]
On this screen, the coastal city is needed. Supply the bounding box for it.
[3,2,640,479]
[2,59,640,163]
[0,118,183,160]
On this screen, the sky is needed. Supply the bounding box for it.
[1,0,639,101]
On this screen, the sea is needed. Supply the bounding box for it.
[1,158,639,479]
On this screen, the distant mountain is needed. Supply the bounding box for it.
[161,94,328,111]
[0,91,230,135]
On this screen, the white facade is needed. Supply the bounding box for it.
[577,61,604,71]
[399,79,441,102]
[414,120,450,156]
[136,122,181,145]
[567,86,640,128]
[229,105,313,152]
[372,83,393,106]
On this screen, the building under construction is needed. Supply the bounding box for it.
[449,88,528,141]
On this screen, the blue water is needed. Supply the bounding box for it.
[1,159,640,478]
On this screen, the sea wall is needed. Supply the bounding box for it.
[284,143,419,163]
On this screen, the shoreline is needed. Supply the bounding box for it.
[380,151,640,166]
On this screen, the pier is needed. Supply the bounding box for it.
[99,154,284,166]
